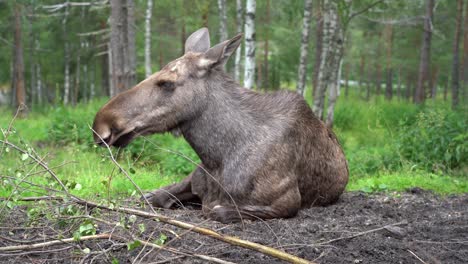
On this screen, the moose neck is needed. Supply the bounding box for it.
[180,73,256,169]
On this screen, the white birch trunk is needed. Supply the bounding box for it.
[234,0,243,82]
[144,0,153,77]
[36,61,42,105]
[326,52,343,127]
[62,4,70,104]
[312,0,343,121]
[243,0,256,89]
[218,0,228,42]
[312,0,335,119]
[296,0,313,96]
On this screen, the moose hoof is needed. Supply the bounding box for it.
[140,190,175,209]
[208,205,243,223]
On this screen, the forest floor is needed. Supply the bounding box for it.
[0,189,466,264]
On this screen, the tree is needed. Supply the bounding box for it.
[12,4,26,116]
[385,24,393,100]
[110,0,137,96]
[243,0,256,89]
[451,0,463,109]
[462,0,468,102]
[234,0,243,82]
[312,0,343,124]
[145,0,153,77]
[217,0,228,42]
[62,3,70,104]
[415,0,434,104]
[296,0,313,96]
[263,0,270,89]
[312,0,323,96]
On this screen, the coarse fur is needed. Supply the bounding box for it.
[92,28,349,223]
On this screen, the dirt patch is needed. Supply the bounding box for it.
[0,190,467,263]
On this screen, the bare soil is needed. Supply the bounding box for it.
[0,190,467,263]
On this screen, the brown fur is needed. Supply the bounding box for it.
[92,28,349,223]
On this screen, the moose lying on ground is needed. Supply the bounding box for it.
[92,28,349,223]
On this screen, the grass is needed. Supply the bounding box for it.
[0,92,467,203]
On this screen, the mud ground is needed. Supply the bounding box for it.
[0,189,466,263]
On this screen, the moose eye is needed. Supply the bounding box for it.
[157,80,175,90]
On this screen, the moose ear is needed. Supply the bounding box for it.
[199,33,243,69]
[185,28,211,54]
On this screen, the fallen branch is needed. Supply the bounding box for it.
[137,239,236,264]
[12,195,312,263]
[317,221,407,245]
[0,232,235,264]
[0,233,112,252]
[72,198,312,264]
[407,249,428,264]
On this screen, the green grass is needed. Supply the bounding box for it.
[0,93,466,203]
[348,171,468,194]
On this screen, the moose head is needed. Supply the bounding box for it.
[92,28,242,147]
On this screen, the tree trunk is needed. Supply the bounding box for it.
[344,62,350,97]
[397,67,401,100]
[366,64,372,101]
[312,0,343,125]
[234,0,243,82]
[385,24,393,100]
[74,48,81,106]
[243,0,256,89]
[415,0,434,104]
[218,0,228,42]
[36,54,42,105]
[62,4,70,104]
[452,0,463,109]
[375,32,382,97]
[126,0,136,87]
[110,0,137,96]
[430,66,439,99]
[405,73,412,101]
[463,0,468,103]
[312,0,323,97]
[296,0,313,96]
[13,4,26,116]
[359,53,366,96]
[145,0,153,77]
[263,0,270,89]
[28,7,35,107]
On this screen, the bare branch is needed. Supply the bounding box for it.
[348,0,385,21]
[42,1,109,12]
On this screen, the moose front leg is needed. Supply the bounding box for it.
[142,169,201,209]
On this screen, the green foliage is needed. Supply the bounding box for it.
[48,101,104,145]
[396,109,467,172]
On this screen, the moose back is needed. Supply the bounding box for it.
[92,28,349,223]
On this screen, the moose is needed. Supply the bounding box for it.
[92,28,349,223]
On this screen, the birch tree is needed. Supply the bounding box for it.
[62,3,70,104]
[312,0,343,123]
[385,24,393,100]
[296,0,313,96]
[145,0,153,77]
[312,0,384,127]
[244,0,256,89]
[234,0,243,82]
[218,0,228,42]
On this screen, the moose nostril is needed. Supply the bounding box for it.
[94,131,112,146]
[99,134,111,146]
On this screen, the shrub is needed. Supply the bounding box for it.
[396,109,467,172]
